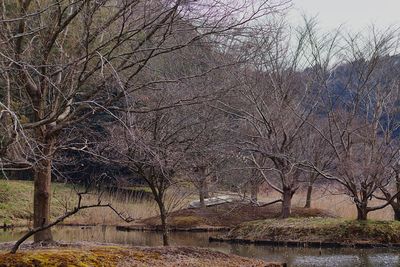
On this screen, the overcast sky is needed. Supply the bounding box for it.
[288,0,400,32]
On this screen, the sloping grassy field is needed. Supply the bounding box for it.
[0,180,160,226]
[0,180,77,226]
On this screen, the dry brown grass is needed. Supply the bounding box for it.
[2,180,395,227]
[257,188,394,220]
[64,187,192,226]
[0,180,195,226]
[84,186,394,226]
[63,192,159,225]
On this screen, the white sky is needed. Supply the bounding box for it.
[288,0,400,32]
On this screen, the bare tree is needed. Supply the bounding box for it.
[221,23,325,218]
[300,124,333,208]
[376,158,400,220]
[184,108,230,207]
[306,27,400,220]
[111,102,214,246]
[10,177,134,253]
[0,0,285,242]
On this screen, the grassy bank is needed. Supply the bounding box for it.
[139,202,334,229]
[224,217,400,244]
[0,180,78,226]
[0,180,160,227]
[0,244,283,267]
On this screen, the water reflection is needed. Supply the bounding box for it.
[1,226,399,267]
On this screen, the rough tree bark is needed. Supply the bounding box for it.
[394,206,400,221]
[250,181,259,202]
[155,197,169,246]
[356,204,368,221]
[392,172,400,221]
[33,135,55,242]
[199,178,209,208]
[304,184,313,208]
[145,172,170,247]
[281,186,293,219]
[355,188,370,221]
[382,171,400,221]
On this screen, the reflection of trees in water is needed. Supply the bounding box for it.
[217,243,400,267]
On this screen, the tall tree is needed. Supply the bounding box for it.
[222,23,327,218]
[307,28,400,220]
[0,0,284,242]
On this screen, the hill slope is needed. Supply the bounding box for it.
[0,180,76,226]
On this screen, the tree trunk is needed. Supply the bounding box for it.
[203,179,209,199]
[281,187,292,219]
[33,156,53,242]
[304,184,313,208]
[199,188,205,208]
[156,199,169,246]
[395,173,400,220]
[250,182,259,202]
[394,209,400,221]
[391,203,400,221]
[199,178,208,208]
[356,204,368,220]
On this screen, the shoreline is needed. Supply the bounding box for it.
[116,225,230,232]
[4,218,400,250]
[215,217,400,249]
[0,223,230,233]
[209,236,400,249]
[3,216,400,251]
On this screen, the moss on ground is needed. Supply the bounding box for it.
[226,217,400,244]
[0,246,153,267]
[0,245,278,267]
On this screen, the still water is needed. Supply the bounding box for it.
[1,226,399,267]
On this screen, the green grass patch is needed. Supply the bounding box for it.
[0,180,77,225]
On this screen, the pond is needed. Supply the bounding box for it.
[1,226,399,267]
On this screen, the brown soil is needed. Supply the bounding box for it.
[140,202,335,228]
[0,242,285,267]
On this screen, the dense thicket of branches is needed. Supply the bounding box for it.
[1,0,400,252]
[0,0,286,245]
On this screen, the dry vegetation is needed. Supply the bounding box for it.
[0,244,283,267]
[258,188,393,221]
[0,180,196,227]
[225,218,400,244]
[140,202,334,229]
[0,180,160,227]
[67,195,159,226]
[0,179,394,230]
